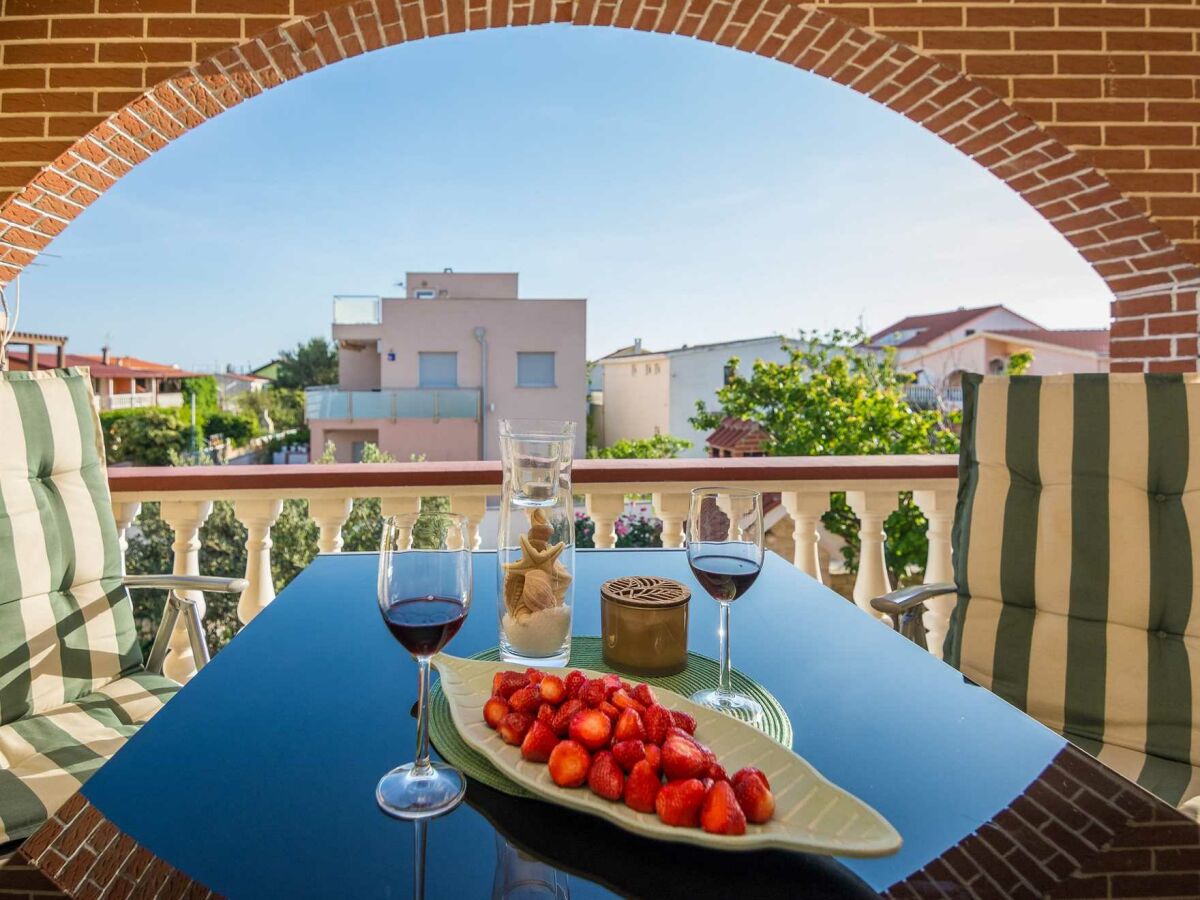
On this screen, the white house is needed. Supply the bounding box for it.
[593,335,795,458]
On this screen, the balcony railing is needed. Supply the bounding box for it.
[332,295,381,325]
[305,387,481,422]
[904,385,964,409]
[108,455,958,683]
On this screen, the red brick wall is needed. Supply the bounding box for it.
[1,1,1198,371]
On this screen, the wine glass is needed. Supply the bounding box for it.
[377,511,473,820]
[686,487,765,726]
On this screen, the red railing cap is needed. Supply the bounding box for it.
[107,455,958,493]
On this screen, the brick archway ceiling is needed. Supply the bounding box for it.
[0,2,1197,371]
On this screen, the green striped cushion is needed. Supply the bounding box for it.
[0,368,141,727]
[946,372,1200,805]
[0,670,177,844]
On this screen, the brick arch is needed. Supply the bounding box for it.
[0,1,1196,371]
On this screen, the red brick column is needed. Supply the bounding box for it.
[0,1,1198,370]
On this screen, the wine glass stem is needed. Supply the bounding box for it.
[718,600,733,697]
[413,820,427,900]
[414,655,433,775]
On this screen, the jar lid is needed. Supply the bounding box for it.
[601,576,691,609]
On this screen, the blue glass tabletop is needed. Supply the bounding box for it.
[80,550,1065,898]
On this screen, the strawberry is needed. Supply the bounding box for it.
[537,703,556,727]
[644,743,662,774]
[666,726,694,743]
[525,668,545,686]
[670,710,697,735]
[662,734,708,780]
[492,671,528,699]
[614,708,645,743]
[733,771,776,824]
[550,699,584,738]
[701,777,714,791]
[539,675,567,705]
[520,720,559,762]
[707,760,728,782]
[700,780,747,835]
[731,767,770,791]
[581,679,607,708]
[600,673,623,700]
[565,670,587,699]
[656,778,706,827]
[569,708,612,751]
[611,689,646,714]
[632,683,657,707]
[611,739,646,772]
[508,686,541,715]
[498,712,532,746]
[597,701,620,722]
[483,696,509,729]
[548,740,591,788]
[643,705,672,744]
[587,751,625,801]
[623,760,662,813]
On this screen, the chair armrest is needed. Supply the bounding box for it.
[870,583,958,617]
[124,574,248,594]
[871,583,957,650]
[128,575,247,676]
[1179,796,1200,822]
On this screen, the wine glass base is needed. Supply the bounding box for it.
[376,762,466,820]
[689,689,765,728]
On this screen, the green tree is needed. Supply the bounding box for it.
[587,434,692,459]
[690,330,960,583]
[1006,349,1034,375]
[101,409,186,466]
[180,376,219,422]
[274,337,338,390]
[204,410,260,446]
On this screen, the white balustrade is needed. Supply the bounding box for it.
[111,500,141,556]
[781,491,826,582]
[585,493,624,549]
[235,498,282,625]
[449,495,487,550]
[845,490,898,621]
[310,497,352,554]
[651,492,690,548]
[159,499,213,682]
[108,457,960,657]
[912,488,956,657]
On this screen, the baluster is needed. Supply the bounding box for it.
[382,497,421,548]
[845,490,897,621]
[912,488,957,658]
[781,491,827,582]
[651,492,690,549]
[450,495,487,550]
[159,500,213,682]
[585,493,624,549]
[235,498,282,625]
[111,500,142,558]
[310,497,353,553]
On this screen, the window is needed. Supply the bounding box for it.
[414,289,436,300]
[723,363,736,385]
[419,352,458,387]
[517,352,555,387]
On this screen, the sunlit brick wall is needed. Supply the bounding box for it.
[1,0,1199,370]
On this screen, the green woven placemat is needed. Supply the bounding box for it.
[429,635,792,798]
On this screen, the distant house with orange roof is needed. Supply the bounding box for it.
[6,345,197,411]
[864,305,1108,400]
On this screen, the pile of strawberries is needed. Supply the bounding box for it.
[482,668,776,835]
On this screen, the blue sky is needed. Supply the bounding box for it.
[14,25,1111,371]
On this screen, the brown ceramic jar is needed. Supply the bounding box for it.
[600,576,691,677]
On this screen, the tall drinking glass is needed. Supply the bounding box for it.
[686,487,765,726]
[377,512,473,819]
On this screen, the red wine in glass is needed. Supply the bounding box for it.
[384,595,467,658]
[688,553,762,603]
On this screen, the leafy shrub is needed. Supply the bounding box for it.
[204,410,260,446]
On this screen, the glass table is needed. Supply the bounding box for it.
[5,551,1198,898]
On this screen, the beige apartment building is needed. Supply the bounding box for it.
[308,272,586,462]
